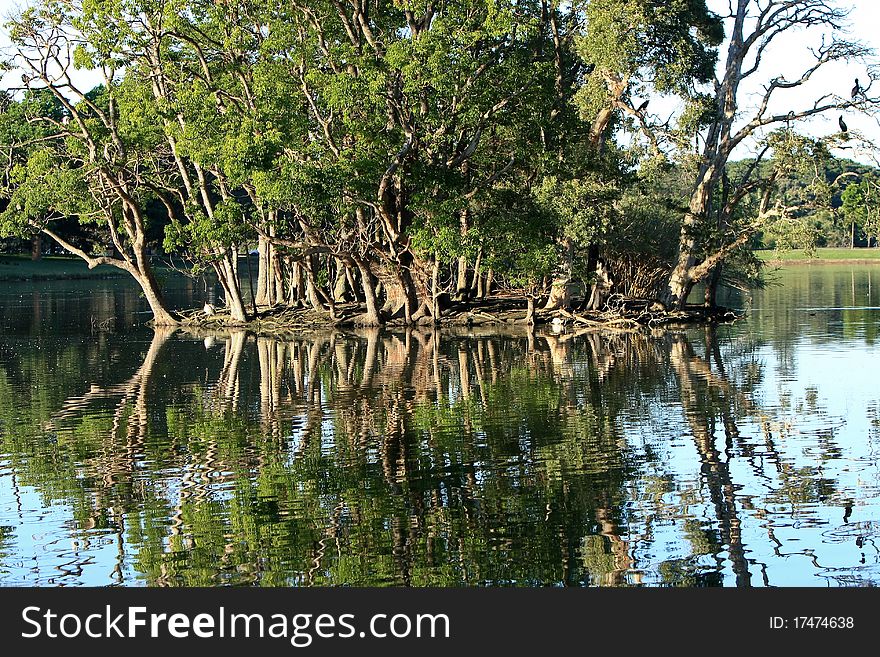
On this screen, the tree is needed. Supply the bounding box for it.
[840,175,880,247]
[535,0,724,311]
[1,6,178,325]
[661,0,879,309]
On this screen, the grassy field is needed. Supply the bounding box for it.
[756,248,880,263]
[0,254,125,281]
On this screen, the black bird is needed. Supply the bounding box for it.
[636,99,649,113]
[584,62,596,75]
[839,115,848,133]
[852,78,862,99]
[20,73,28,85]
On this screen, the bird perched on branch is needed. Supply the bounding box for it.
[635,99,649,113]
[838,115,848,133]
[852,78,862,99]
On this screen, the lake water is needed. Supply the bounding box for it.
[0,266,878,587]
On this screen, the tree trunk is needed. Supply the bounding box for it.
[543,238,574,310]
[136,269,177,326]
[586,259,613,311]
[471,248,483,299]
[215,254,248,322]
[355,257,382,326]
[31,233,42,261]
[305,263,324,311]
[483,268,494,299]
[333,261,349,302]
[704,264,722,308]
[244,246,258,317]
[455,206,471,301]
[431,257,442,323]
[345,266,359,301]
[256,233,270,306]
[663,197,707,310]
[455,255,470,301]
[272,247,285,303]
[397,265,420,324]
[379,260,420,323]
[289,260,305,306]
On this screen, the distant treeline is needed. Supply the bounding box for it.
[731,157,880,250]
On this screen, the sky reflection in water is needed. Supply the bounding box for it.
[0,265,878,586]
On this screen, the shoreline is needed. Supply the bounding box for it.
[761,258,880,266]
[169,298,743,337]
[0,272,126,282]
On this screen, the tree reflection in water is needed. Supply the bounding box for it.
[0,324,871,586]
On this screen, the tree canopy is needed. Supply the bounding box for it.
[1,0,877,324]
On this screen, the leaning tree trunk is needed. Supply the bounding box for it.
[42,227,178,326]
[662,181,712,310]
[135,267,178,326]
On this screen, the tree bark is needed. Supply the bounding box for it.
[543,237,574,310]
[526,296,536,325]
[333,260,349,302]
[431,257,442,323]
[42,227,178,326]
[483,268,494,299]
[215,253,249,322]
[455,255,470,301]
[704,263,722,308]
[354,257,383,326]
[31,233,42,261]
[256,233,270,306]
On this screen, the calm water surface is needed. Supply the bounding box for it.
[0,266,879,586]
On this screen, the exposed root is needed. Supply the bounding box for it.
[173,296,743,338]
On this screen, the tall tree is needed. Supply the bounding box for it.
[540,0,723,310]
[1,7,178,325]
[661,0,879,309]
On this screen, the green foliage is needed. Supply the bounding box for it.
[535,174,621,246]
[576,0,722,111]
[840,176,880,241]
[5,0,870,311]
[0,149,97,239]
